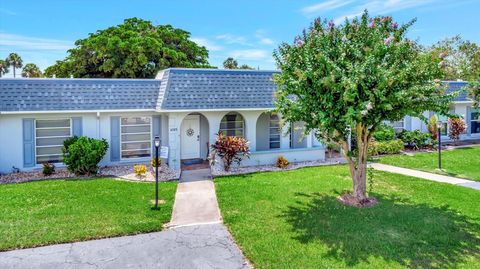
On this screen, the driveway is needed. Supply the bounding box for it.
[0,224,250,269]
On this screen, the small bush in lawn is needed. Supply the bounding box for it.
[276,155,289,169]
[151,157,161,167]
[368,139,404,156]
[398,130,432,150]
[448,118,466,144]
[210,132,250,171]
[62,136,108,175]
[42,162,55,176]
[133,164,147,177]
[373,124,396,141]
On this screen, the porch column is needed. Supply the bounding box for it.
[243,111,263,152]
[280,117,291,150]
[306,132,313,148]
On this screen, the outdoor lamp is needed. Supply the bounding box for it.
[154,136,160,208]
[154,136,160,148]
[436,121,443,170]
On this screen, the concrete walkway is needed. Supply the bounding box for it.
[168,169,222,227]
[370,163,480,190]
[0,224,250,269]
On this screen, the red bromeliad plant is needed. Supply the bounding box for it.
[210,133,250,171]
[448,118,466,144]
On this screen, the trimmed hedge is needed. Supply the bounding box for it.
[62,136,108,175]
[368,139,404,156]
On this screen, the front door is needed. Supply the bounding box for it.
[181,115,200,159]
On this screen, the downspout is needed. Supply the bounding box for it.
[96,112,101,139]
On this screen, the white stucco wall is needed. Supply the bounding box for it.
[0,111,166,174]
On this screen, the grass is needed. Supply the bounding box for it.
[215,165,480,269]
[378,146,480,181]
[0,178,176,251]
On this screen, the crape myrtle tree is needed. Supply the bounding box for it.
[273,11,454,206]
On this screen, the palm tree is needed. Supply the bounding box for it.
[0,59,9,78]
[22,63,42,78]
[6,53,23,78]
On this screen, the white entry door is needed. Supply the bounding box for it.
[181,115,200,159]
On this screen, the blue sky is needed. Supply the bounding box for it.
[0,0,479,76]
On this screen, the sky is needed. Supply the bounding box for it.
[0,0,479,77]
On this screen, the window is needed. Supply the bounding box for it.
[471,108,480,134]
[392,120,404,132]
[120,117,151,159]
[35,119,71,164]
[269,114,280,149]
[219,113,244,137]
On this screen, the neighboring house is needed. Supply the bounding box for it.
[0,68,325,174]
[392,81,479,141]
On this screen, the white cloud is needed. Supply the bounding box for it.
[334,0,435,23]
[255,30,275,45]
[302,0,354,15]
[230,49,269,60]
[190,37,223,51]
[0,33,73,51]
[216,34,250,46]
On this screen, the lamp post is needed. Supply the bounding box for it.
[154,136,160,208]
[436,121,443,170]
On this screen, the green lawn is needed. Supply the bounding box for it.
[215,165,480,269]
[378,146,480,181]
[0,178,176,251]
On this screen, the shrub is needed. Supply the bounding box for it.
[373,124,396,141]
[368,139,404,156]
[448,118,466,143]
[428,115,439,141]
[210,133,250,171]
[151,157,161,167]
[42,162,55,176]
[62,136,109,175]
[133,164,147,176]
[276,155,289,169]
[398,130,432,150]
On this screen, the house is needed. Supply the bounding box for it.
[393,81,479,141]
[0,68,325,174]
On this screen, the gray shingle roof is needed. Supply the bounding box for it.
[0,79,161,112]
[159,68,279,110]
[2,71,469,113]
[444,81,470,102]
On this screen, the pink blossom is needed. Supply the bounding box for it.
[392,22,398,29]
[328,20,335,28]
[368,21,375,28]
[384,36,394,45]
[439,52,448,59]
[294,36,304,47]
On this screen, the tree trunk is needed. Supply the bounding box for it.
[13,64,16,78]
[340,123,371,203]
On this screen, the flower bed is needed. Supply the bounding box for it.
[0,164,180,184]
[212,157,346,177]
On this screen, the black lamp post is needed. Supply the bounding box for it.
[154,136,160,208]
[436,121,443,170]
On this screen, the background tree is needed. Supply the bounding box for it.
[428,36,480,81]
[6,53,23,78]
[274,11,453,206]
[223,57,238,69]
[0,59,9,77]
[239,64,254,70]
[468,78,480,107]
[22,63,43,78]
[44,18,211,78]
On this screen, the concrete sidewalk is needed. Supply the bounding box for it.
[168,169,222,227]
[370,163,480,190]
[0,224,250,269]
